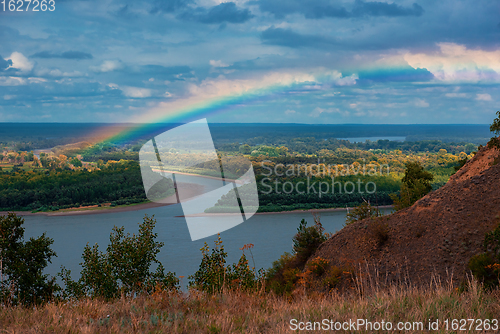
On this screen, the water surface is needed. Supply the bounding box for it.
[22,204,391,287]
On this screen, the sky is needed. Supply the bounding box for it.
[0,0,500,124]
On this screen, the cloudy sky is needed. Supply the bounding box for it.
[1,0,500,124]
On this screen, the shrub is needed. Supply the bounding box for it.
[0,212,59,305]
[307,257,330,276]
[390,162,434,210]
[60,215,178,300]
[487,110,500,149]
[189,235,261,294]
[266,217,330,295]
[468,253,499,289]
[292,218,328,265]
[468,222,500,289]
[322,266,343,290]
[370,220,389,247]
[188,235,227,294]
[345,202,381,225]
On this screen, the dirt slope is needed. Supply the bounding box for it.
[313,145,500,286]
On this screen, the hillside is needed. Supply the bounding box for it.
[313,144,500,286]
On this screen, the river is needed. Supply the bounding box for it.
[21,203,391,288]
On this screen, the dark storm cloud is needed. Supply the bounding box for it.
[252,0,423,19]
[31,51,93,59]
[0,55,13,71]
[260,27,335,48]
[178,2,254,24]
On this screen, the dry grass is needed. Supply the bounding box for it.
[0,277,499,333]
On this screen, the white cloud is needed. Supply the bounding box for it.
[27,77,47,84]
[284,109,296,115]
[445,93,467,98]
[476,93,492,101]
[0,77,26,86]
[310,107,348,117]
[209,60,231,68]
[405,43,500,82]
[90,60,124,73]
[8,52,33,72]
[122,87,152,98]
[415,98,429,107]
[187,71,317,99]
[35,68,83,77]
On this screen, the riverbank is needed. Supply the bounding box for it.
[179,205,394,217]
[1,201,393,218]
[0,181,205,217]
[0,201,172,217]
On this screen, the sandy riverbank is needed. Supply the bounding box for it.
[178,205,394,217]
[0,182,205,217]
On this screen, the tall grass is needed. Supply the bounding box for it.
[0,275,498,333]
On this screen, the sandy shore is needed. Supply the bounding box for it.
[0,182,205,217]
[0,201,173,217]
[178,205,394,217]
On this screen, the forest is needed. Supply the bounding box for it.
[0,126,477,213]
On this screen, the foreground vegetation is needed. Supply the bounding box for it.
[0,279,499,333]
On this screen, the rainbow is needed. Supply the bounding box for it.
[88,73,325,145]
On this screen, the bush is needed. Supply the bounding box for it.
[468,253,499,289]
[0,212,59,305]
[488,110,500,149]
[370,220,389,247]
[292,218,328,265]
[468,222,500,289]
[60,215,178,300]
[266,217,330,295]
[322,266,343,290]
[307,257,329,276]
[188,235,227,294]
[345,202,381,225]
[189,235,261,294]
[390,162,434,210]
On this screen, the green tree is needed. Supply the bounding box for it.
[292,218,328,265]
[60,215,178,300]
[488,110,500,149]
[345,201,381,225]
[188,235,227,294]
[70,157,82,168]
[491,110,500,136]
[390,162,434,210]
[239,144,252,155]
[188,235,260,294]
[0,213,58,305]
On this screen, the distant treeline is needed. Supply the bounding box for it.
[0,123,489,152]
[218,138,478,155]
[0,161,156,211]
[209,123,490,145]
